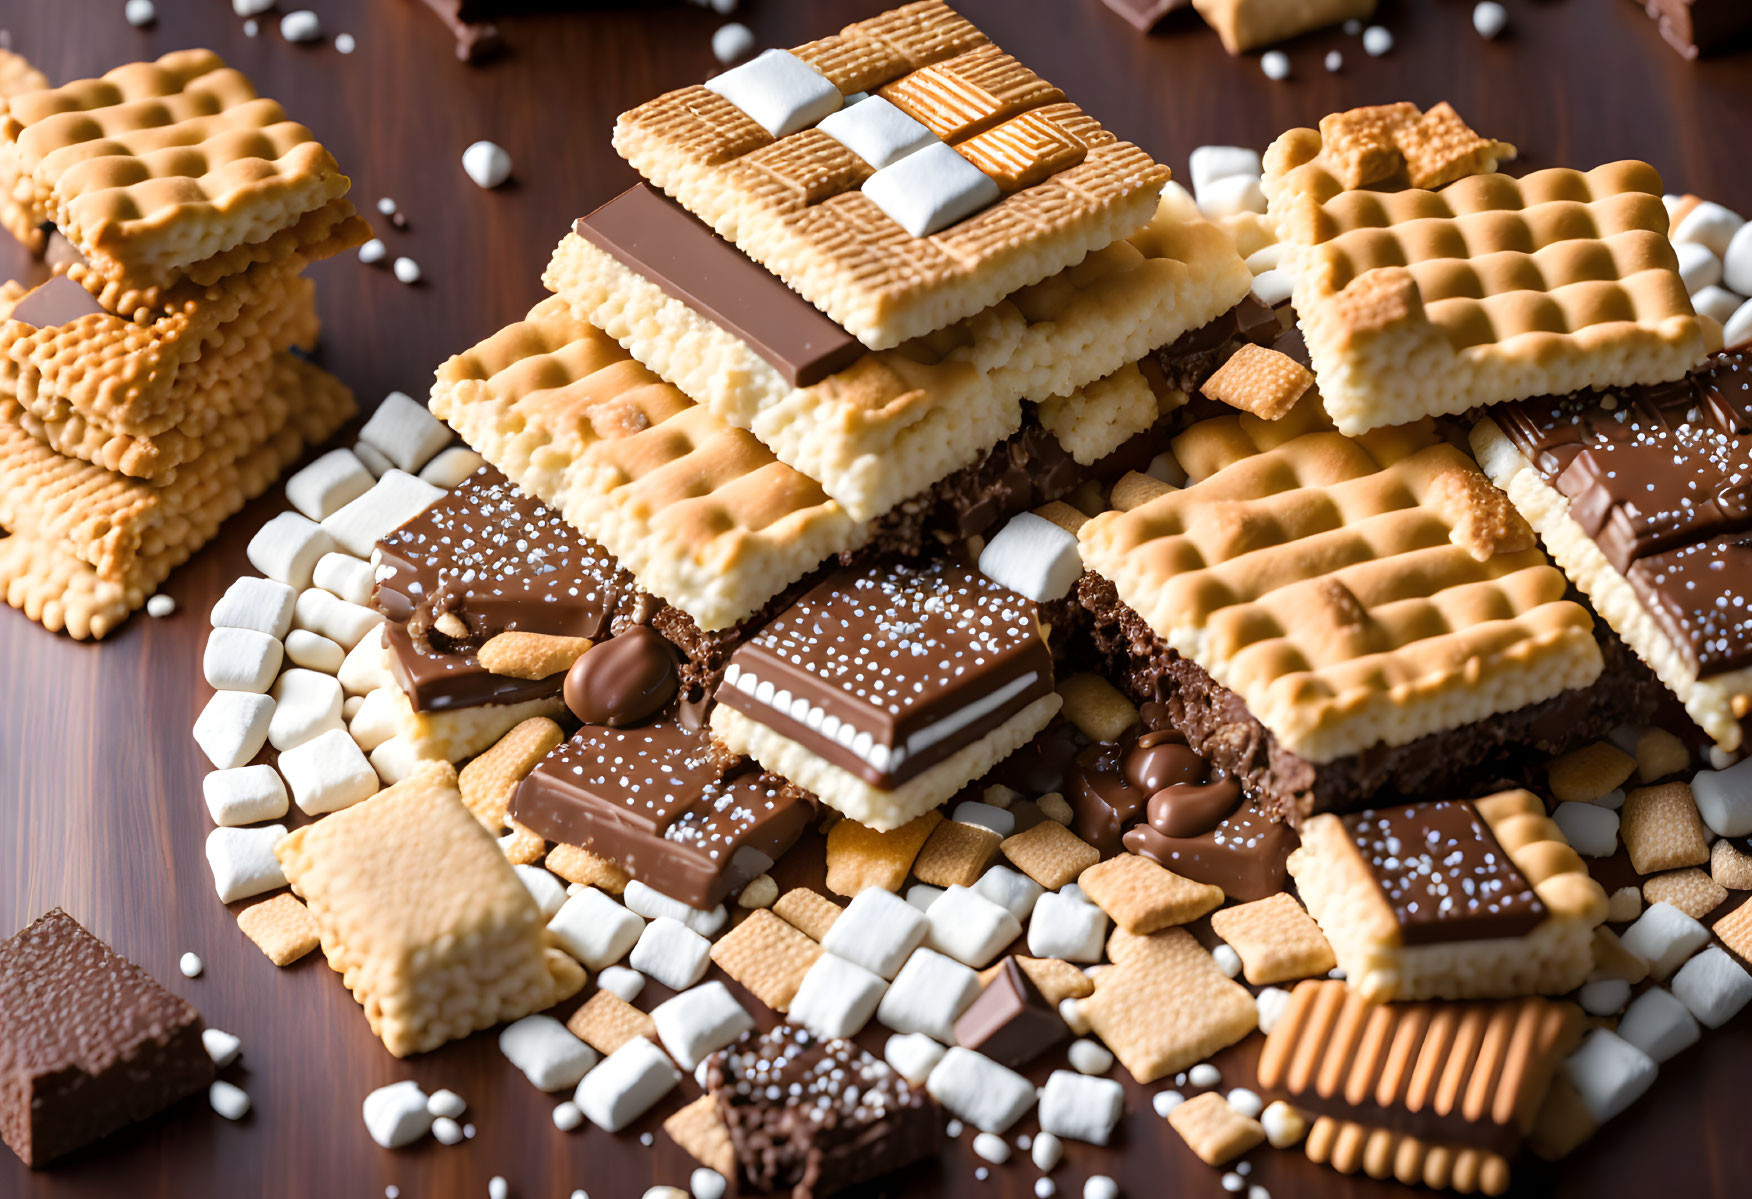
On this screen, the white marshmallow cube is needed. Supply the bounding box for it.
[630,917,714,991]
[574,1036,679,1132]
[363,1080,433,1148]
[354,441,392,476]
[294,587,384,650]
[884,1032,947,1085]
[206,824,288,903]
[974,865,1044,922]
[499,1015,599,1091]
[951,802,1015,837]
[651,982,755,1071]
[339,624,393,694]
[1552,802,1620,857]
[1028,890,1109,963]
[1725,296,1752,351]
[279,728,378,815]
[1689,755,1752,837]
[203,626,283,693]
[360,392,453,474]
[461,140,513,190]
[1724,220,1752,295]
[863,141,1001,238]
[1195,173,1267,220]
[370,735,428,785]
[817,95,935,169]
[549,888,645,970]
[1695,284,1744,326]
[1620,901,1710,980]
[977,512,1082,602]
[820,887,929,980]
[514,865,569,919]
[1617,986,1701,1063]
[1673,200,1745,258]
[876,948,981,1042]
[193,690,275,769]
[789,953,888,1039]
[286,448,374,521]
[418,446,485,489]
[1250,268,1294,308]
[202,1028,242,1067]
[1676,240,1724,294]
[285,628,344,673]
[1566,1029,1657,1124]
[321,470,444,557]
[926,1047,1036,1134]
[268,668,345,751]
[1038,1070,1125,1145]
[313,552,376,607]
[247,512,336,590]
[1188,146,1262,196]
[623,880,727,937]
[349,687,402,753]
[211,576,296,639]
[597,965,645,1003]
[203,764,289,826]
[925,886,1022,968]
[1244,243,1285,274]
[906,884,945,912]
[704,48,841,138]
[1671,946,1752,1028]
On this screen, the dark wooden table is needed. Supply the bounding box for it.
[3,2,1750,1196]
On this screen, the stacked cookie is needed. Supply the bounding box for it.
[0,49,366,638]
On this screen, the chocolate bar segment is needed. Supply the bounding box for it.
[717,559,1053,789]
[707,1024,943,1198]
[953,957,1066,1067]
[0,909,214,1167]
[510,719,811,908]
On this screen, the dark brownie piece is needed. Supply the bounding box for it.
[0,910,214,1167]
[707,1024,942,1199]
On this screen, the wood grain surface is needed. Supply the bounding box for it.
[3,2,1750,1197]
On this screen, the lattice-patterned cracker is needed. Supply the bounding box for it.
[1642,868,1727,921]
[0,48,50,254]
[544,842,631,894]
[1082,926,1256,1083]
[824,810,942,896]
[566,988,656,1056]
[0,354,352,638]
[1264,118,1704,433]
[1000,818,1100,890]
[457,716,565,830]
[1289,791,1607,1000]
[430,296,864,631]
[1620,782,1711,875]
[275,762,584,1057]
[1166,1091,1265,1165]
[773,888,844,941]
[709,909,822,1011]
[1200,342,1312,421]
[912,819,1002,888]
[1,49,367,291]
[664,1094,736,1177]
[612,2,1170,349]
[1078,398,1603,771]
[234,892,320,966]
[1263,102,1517,210]
[1712,840,1752,892]
[1713,902,1752,962]
[1209,892,1335,984]
[1077,852,1223,934]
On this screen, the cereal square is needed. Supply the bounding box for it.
[1621,783,1711,875]
[566,989,658,1056]
[664,1093,735,1177]
[1167,1091,1265,1165]
[1209,893,1336,984]
[1643,868,1729,921]
[709,910,822,1012]
[1082,928,1256,1083]
[825,811,942,896]
[912,820,1002,888]
[773,888,845,941]
[1078,853,1224,934]
[1001,820,1100,890]
[234,892,320,966]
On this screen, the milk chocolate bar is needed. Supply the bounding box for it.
[0,910,214,1167]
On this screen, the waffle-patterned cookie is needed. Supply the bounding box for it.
[1289,790,1607,1001]
[0,354,353,638]
[275,762,585,1058]
[1,49,367,291]
[1263,108,1704,433]
[612,2,1169,349]
[1258,979,1585,1196]
[429,296,865,631]
[0,48,49,254]
[1076,397,1603,765]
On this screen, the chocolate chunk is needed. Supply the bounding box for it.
[707,1024,942,1199]
[576,185,863,388]
[1339,801,1546,945]
[718,559,1053,788]
[563,626,679,727]
[414,0,504,61]
[1098,0,1194,31]
[0,910,214,1167]
[511,720,811,909]
[7,274,104,328]
[953,957,1067,1068]
[1125,804,1297,902]
[1635,0,1752,58]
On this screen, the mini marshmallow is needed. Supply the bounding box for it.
[1195,173,1267,220]
[193,690,275,769]
[204,764,290,826]
[279,727,378,815]
[549,888,645,970]
[1028,890,1108,963]
[552,1101,583,1132]
[1579,978,1632,1016]
[1188,146,1262,198]
[1361,25,1393,55]
[321,470,444,557]
[711,20,755,64]
[691,1168,727,1199]
[280,9,321,41]
[499,1014,599,1091]
[211,576,297,639]
[925,885,1022,968]
[1724,296,1752,351]
[1038,1070,1124,1145]
[419,446,486,489]
[125,0,157,27]
[1552,802,1619,858]
[294,587,384,650]
[209,1080,250,1121]
[393,257,421,285]
[1620,901,1710,980]
[1227,1088,1264,1120]
[790,953,888,1039]
[313,553,375,607]
[623,880,728,937]
[462,140,513,190]
[285,629,344,673]
[1256,986,1292,1035]
[1672,200,1745,258]
[1261,1099,1305,1148]
[206,824,288,903]
[1212,943,1243,979]
[432,1117,462,1145]
[1692,284,1742,326]
[370,736,428,786]
[974,865,1044,923]
[1689,756,1752,837]
[339,625,393,694]
[358,238,386,265]
[1676,240,1724,295]
[1472,1,1507,37]
[817,95,936,169]
[1244,243,1285,274]
[1260,50,1290,80]
[286,449,374,521]
[884,1032,947,1085]
[247,512,336,590]
[821,887,930,980]
[360,393,453,474]
[354,441,393,476]
[428,1089,467,1119]
[363,1080,433,1148]
[927,1047,1037,1134]
[1032,1131,1064,1171]
[863,141,1001,238]
[704,49,841,138]
[1566,1029,1657,1124]
[204,626,283,693]
[1618,986,1701,1063]
[1250,268,1293,307]
[349,686,402,752]
[268,668,345,751]
[598,965,646,1003]
[514,865,568,919]
[972,1131,1010,1163]
[1671,946,1752,1028]
[630,917,714,991]
[1059,997,1089,1035]
[1068,1039,1114,1076]
[877,948,981,1042]
[1725,221,1752,295]
[977,513,1082,603]
[651,982,755,1071]
[1189,1062,1221,1087]
[202,1028,242,1067]
[575,1037,679,1132]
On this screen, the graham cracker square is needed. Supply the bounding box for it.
[1167,1091,1265,1166]
[1643,868,1729,921]
[825,810,942,896]
[1621,782,1711,875]
[1082,927,1257,1083]
[1078,853,1224,933]
[911,819,1002,888]
[566,989,657,1056]
[1712,902,1752,964]
[664,1093,735,1177]
[235,891,319,966]
[1001,820,1100,890]
[1208,892,1336,984]
[978,955,1093,1005]
[458,716,564,830]
[709,910,822,1012]
[1201,343,1313,421]
[544,842,631,894]
[773,888,845,942]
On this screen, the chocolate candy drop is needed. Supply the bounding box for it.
[563,626,678,727]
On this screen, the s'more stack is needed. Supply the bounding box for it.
[0,48,366,639]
